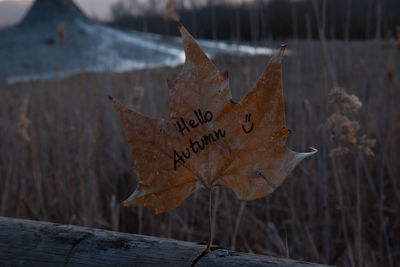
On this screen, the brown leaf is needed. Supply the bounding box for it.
[110,23,317,214]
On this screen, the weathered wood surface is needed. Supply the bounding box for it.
[0,217,329,266]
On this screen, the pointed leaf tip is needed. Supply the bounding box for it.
[279,44,287,56]
[176,21,183,31]
[121,200,131,207]
[271,44,286,63]
[303,147,318,157]
[174,22,217,79]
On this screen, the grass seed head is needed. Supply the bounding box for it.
[328,87,362,114]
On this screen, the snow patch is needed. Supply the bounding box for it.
[6,21,280,84]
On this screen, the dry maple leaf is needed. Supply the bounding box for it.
[109,23,316,217]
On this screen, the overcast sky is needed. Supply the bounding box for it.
[0,0,250,27]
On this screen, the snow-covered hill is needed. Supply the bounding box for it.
[0,0,275,84]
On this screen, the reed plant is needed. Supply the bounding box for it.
[0,40,399,266]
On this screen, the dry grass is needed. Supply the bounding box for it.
[0,40,399,266]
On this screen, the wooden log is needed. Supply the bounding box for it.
[0,217,329,266]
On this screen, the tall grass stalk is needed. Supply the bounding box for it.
[0,38,399,266]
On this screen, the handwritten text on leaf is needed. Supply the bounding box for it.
[110,23,317,214]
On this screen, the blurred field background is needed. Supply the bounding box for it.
[1,0,400,266]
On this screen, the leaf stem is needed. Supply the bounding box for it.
[206,187,213,253]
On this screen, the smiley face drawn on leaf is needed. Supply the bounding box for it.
[242,113,254,134]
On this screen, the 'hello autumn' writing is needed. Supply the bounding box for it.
[173,109,226,171]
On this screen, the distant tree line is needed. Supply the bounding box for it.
[110,0,400,41]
